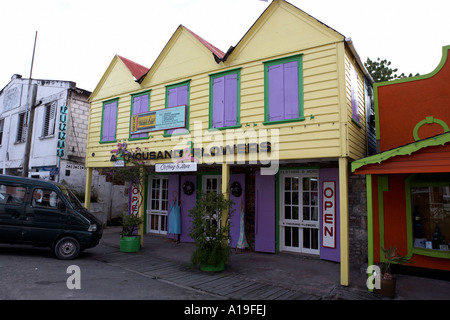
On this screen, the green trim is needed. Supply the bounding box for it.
[405,174,450,259]
[143,172,149,234]
[366,175,374,272]
[377,175,387,263]
[129,90,151,141]
[100,98,119,143]
[351,131,450,172]
[208,68,241,130]
[374,45,450,140]
[163,80,191,137]
[351,118,363,129]
[275,170,280,254]
[263,54,305,125]
[412,116,449,141]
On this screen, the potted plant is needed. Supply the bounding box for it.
[188,192,234,272]
[119,213,143,253]
[376,245,411,298]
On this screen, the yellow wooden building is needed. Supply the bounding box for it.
[85,0,374,285]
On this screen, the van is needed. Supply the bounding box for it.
[0,175,103,259]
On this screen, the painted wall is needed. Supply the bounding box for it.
[0,76,90,187]
[86,0,371,169]
[375,46,450,152]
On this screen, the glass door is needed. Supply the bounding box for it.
[202,175,222,233]
[147,176,168,234]
[279,171,319,255]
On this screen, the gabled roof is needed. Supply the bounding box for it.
[137,25,225,83]
[182,25,225,61]
[89,55,147,102]
[117,55,148,80]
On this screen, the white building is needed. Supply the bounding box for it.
[0,74,91,190]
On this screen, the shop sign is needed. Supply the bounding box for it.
[155,162,197,172]
[57,105,68,158]
[129,186,139,215]
[322,181,336,248]
[111,141,271,163]
[280,221,318,228]
[130,105,186,134]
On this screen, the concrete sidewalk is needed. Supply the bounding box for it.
[92,226,449,300]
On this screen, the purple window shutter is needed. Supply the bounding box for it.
[268,65,284,121]
[168,87,178,108]
[283,61,299,119]
[224,74,237,127]
[102,104,110,141]
[254,170,275,253]
[350,66,359,122]
[132,95,148,138]
[167,85,188,134]
[102,101,117,141]
[212,77,225,128]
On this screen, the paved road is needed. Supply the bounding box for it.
[0,244,218,300]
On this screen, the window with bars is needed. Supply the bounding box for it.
[0,119,4,145]
[42,103,56,137]
[16,112,27,143]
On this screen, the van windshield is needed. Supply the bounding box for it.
[59,187,85,211]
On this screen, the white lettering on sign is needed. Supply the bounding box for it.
[322,181,336,248]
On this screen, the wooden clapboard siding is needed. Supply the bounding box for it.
[344,50,368,160]
[86,1,369,168]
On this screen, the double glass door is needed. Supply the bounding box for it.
[279,171,319,255]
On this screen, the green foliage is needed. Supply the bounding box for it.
[188,192,234,268]
[120,213,143,237]
[365,57,419,82]
[380,245,412,279]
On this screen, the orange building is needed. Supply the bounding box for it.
[352,45,450,274]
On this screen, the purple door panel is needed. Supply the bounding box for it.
[254,171,276,253]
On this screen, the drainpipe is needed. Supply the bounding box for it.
[23,84,42,177]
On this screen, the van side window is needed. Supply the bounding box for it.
[32,189,62,209]
[0,184,26,205]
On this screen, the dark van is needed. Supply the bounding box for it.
[0,175,103,259]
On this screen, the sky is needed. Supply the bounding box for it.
[1,0,449,92]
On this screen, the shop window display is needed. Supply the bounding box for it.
[411,185,450,251]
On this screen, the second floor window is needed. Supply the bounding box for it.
[42,102,56,137]
[101,98,118,143]
[16,112,27,143]
[209,69,240,129]
[264,54,304,125]
[0,118,4,145]
[130,91,150,140]
[165,81,190,136]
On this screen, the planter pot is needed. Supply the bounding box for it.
[120,235,141,253]
[376,277,397,299]
[200,261,225,272]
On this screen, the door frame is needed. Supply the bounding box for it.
[146,175,169,235]
[278,168,320,255]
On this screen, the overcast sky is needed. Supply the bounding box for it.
[1,0,449,92]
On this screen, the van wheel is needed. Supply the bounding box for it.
[54,237,80,260]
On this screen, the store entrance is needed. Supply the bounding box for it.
[146,175,169,234]
[279,170,319,255]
